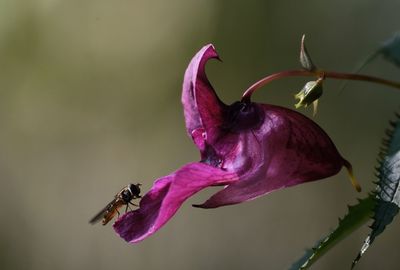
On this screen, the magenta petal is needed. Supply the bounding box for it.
[181,44,227,148]
[113,162,238,243]
[195,104,346,208]
[113,44,356,243]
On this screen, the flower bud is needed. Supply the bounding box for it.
[294,78,323,109]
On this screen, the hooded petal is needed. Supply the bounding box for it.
[182,44,227,149]
[113,162,238,243]
[196,104,346,208]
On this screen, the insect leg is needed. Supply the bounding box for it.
[129,201,139,207]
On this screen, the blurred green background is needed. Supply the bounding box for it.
[1,0,400,269]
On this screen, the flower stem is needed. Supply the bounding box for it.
[241,69,400,102]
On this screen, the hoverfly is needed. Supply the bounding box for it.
[89,183,142,225]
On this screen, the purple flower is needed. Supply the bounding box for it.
[114,44,353,243]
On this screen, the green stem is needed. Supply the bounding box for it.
[241,69,400,102]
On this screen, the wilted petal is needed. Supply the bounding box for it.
[182,44,227,148]
[196,104,346,208]
[113,162,238,243]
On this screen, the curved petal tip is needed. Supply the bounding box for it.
[182,44,226,149]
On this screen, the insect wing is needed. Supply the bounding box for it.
[89,199,117,225]
[101,200,126,225]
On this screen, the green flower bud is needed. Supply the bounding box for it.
[294,78,323,109]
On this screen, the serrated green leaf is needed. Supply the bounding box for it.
[290,195,376,270]
[292,114,400,270]
[352,115,400,268]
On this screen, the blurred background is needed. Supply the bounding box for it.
[1,0,399,269]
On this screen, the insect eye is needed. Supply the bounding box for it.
[129,183,141,196]
[134,184,141,196]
